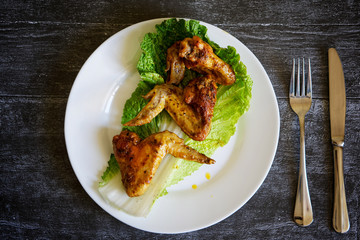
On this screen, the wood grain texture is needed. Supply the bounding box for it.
[1,0,359,239]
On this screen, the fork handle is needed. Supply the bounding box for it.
[332,144,350,233]
[294,115,313,226]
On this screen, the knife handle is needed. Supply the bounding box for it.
[332,144,350,233]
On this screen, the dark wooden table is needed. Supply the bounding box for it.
[1,1,359,239]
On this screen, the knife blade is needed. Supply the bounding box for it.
[328,48,350,233]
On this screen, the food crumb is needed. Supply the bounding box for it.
[205,172,211,180]
[192,184,197,189]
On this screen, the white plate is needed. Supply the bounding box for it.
[65,18,280,234]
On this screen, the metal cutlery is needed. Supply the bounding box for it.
[289,58,313,227]
[328,48,350,233]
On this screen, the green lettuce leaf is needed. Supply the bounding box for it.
[99,154,119,187]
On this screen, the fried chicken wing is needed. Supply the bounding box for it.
[179,36,236,85]
[113,130,215,197]
[123,83,213,141]
[165,41,186,85]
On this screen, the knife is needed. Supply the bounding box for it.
[328,48,350,233]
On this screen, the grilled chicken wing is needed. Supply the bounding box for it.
[113,130,215,197]
[165,41,186,85]
[179,36,236,85]
[123,83,214,141]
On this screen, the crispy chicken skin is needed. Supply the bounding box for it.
[184,75,217,126]
[123,83,213,141]
[179,36,236,85]
[165,41,186,85]
[113,130,215,197]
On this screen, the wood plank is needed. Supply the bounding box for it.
[1,1,359,26]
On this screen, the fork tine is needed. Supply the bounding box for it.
[296,58,300,96]
[290,58,295,96]
[302,58,305,96]
[307,58,312,97]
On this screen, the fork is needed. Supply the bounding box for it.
[290,58,313,226]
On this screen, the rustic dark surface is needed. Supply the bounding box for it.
[1,0,359,239]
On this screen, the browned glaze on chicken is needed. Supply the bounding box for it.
[179,36,236,85]
[123,84,212,141]
[113,130,215,197]
[165,41,186,85]
[184,75,217,127]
